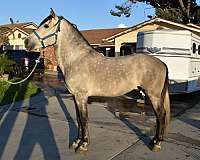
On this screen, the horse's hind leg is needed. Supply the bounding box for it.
[147,94,165,152]
[71,94,89,153]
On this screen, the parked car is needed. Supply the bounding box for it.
[4,50,44,77]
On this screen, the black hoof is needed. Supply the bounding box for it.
[75,142,88,154]
[69,139,81,150]
[152,144,161,152]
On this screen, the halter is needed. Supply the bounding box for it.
[33,16,63,49]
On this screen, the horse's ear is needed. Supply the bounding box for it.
[50,8,56,19]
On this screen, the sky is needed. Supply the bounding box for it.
[0,0,155,30]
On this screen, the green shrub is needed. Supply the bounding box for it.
[0,53,15,77]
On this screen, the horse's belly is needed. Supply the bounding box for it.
[90,79,138,97]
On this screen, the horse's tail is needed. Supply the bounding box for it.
[161,65,171,136]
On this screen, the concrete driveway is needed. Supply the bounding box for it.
[0,92,146,160]
[0,73,199,160]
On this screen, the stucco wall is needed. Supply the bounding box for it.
[115,24,160,54]
[8,29,28,49]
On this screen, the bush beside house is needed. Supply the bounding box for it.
[0,53,15,80]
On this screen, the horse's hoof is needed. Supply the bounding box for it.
[69,139,81,150]
[152,144,161,152]
[75,142,88,154]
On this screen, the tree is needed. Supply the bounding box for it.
[110,0,200,24]
[0,27,15,78]
[0,27,13,51]
[0,29,9,48]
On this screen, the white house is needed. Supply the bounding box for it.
[0,22,37,50]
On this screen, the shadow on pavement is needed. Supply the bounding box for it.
[0,82,29,159]
[179,116,200,129]
[0,84,61,160]
[56,94,78,146]
[13,89,61,160]
[171,92,200,129]
[119,117,153,149]
[89,96,154,150]
[0,83,20,122]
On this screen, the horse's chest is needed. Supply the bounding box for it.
[66,71,89,93]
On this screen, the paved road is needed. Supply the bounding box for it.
[0,73,199,160]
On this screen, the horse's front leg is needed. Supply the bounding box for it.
[70,96,82,149]
[71,94,89,153]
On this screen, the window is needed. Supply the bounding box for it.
[193,43,196,54]
[18,33,21,39]
[15,45,24,50]
[120,43,136,56]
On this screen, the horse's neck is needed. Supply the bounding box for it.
[55,20,94,73]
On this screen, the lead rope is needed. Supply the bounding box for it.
[4,55,42,85]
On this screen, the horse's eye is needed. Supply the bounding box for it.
[44,24,49,28]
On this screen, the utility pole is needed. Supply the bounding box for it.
[187,0,191,23]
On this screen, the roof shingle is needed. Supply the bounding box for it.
[0,22,37,34]
[80,28,128,45]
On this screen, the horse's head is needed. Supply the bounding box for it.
[25,8,62,51]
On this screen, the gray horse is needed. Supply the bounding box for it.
[25,9,170,153]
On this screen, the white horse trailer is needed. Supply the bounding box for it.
[136,29,200,93]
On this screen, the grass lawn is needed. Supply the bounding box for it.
[0,80,41,106]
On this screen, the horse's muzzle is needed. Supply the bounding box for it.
[24,38,35,51]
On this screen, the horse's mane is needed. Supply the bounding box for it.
[61,17,95,51]
[39,15,53,27]
[39,15,96,54]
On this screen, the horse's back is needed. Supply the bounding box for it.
[84,53,167,96]
[99,53,166,76]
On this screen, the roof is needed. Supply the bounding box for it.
[16,26,35,34]
[0,22,37,29]
[138,29,192,35]
[187,23,200,29]
[0,22,37,35]
[80,28,128,45]
[104,18,200,41]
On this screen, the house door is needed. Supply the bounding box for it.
[120,43,136,56]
